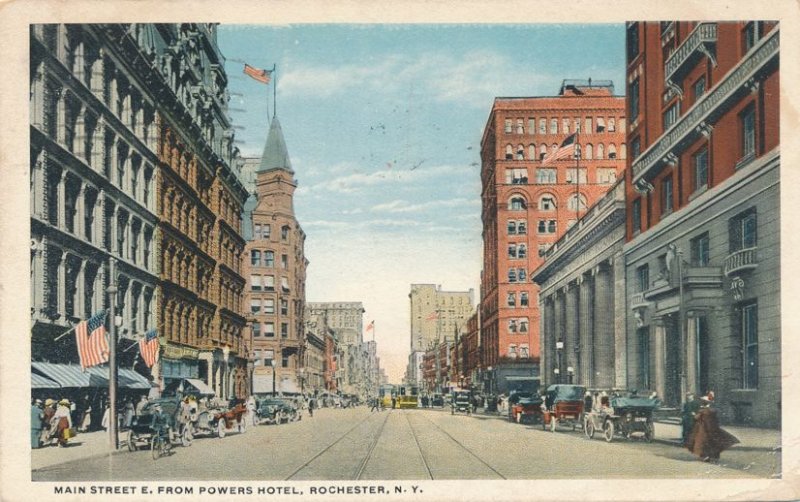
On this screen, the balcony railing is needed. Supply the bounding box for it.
[724,247,758,276]
[630,292,649,310]
[665,23,718,86]
[632,26,779,186]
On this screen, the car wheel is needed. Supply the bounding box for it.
[181,426,193,447]
[127,430,137,452]
[151,436,160,460]
[550,417,557,433]
[585,419,595,439]
[644,420,654,443]
[603,420,615,442]
[217,420,226,438]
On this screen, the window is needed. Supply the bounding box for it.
[574,118,581,133]
[508,244,517,259]
[507,220,517,235]
[729,208,757,252]
[520,345,529,358]
[627,23,640,61]
[528,118,535,134]
[282,353,289,368]
[538,119,546,134]
[633,265,649,295]
[663,102,680,131]
[528,144,537,159]
[608,144,617,159]
[264,251,274,267]
[506,168,528,184]
[516,119,524,134]
[548,220,556,233]
[536,168,556,184]
[281,298,288,315]
[584,143,593,160]
[281,225,289,240]
[518,244,527,258]
[562,118,570,134]
[508,319,517,333]
[661,176,673,215]
[637,327,650,389]
[264,275,275,291]
[280,322,289,338]
[250,275,262,291]
[596,118,605,133]
[520,292,529,306]
[517,268,527,282]
[538,244,548,257]
[281,254,288,269]
[741,104,756,160]
[596,144,605,160]
[629,78,640,120]
[693,77,706,102]
[585,117,592,134]
[565,168,587,184]
[539,144,547,160]
[281,277,290,292]
[509,197,527,211]
[265,322,275,337]
[252,322,261,337]
[632,198,642,234]
[516,145,524,160]
[504,119,512,133]
[517,221,527,234]
[550,119,558,134]
[690,232,710,266]
[741,302,758,389]
[507,292,516,307]
[508,345,517,358]
[250,299,261,314]
[567,194,587,212]
[505,145,513,160]
[264,299,275,314]
[693,149,708,192]
[508,269,517,283]
[743,22,759,53]
[539,195,556,211]
[519,319,529,332]
[608,118,616,132]
[597,168,617,184]
[250,250,261,266]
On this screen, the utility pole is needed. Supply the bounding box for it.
[106,258,119,451]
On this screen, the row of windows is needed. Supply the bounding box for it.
[508,194,589,213]
[507,243,527,259]
[506,291,530,307]
[506,344,530,358]
[249,298,290,315]
[252,321,290,338]
[504,142,626,161]
[507,318,530,333]
[250,274,291,292]
[504,167,617,185]
[508,268,527,283]
[503,116,624,136]
[253,223,291,242]
[250,249,289,269]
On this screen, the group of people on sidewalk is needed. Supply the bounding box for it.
[681,391,740,463]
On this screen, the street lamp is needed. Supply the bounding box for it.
[554,367,561,384]
[271,358,277,396]
[555,340,564,384]
[567,366,575,384]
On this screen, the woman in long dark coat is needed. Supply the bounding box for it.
[685,392,739,461]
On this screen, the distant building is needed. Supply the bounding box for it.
[307,302,368,397]
[479,80,626,393]
[624,22,779,425]
[409,284,473,351]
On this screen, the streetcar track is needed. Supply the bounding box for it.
[354,410,392,480]
[403,411,435,480]
[409,411,507,479]
[284,410,389,480]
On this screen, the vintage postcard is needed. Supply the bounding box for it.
[1,1,799,501]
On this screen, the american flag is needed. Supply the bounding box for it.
[75,311,109,370]
[243,64,271,84]
[541,133,578,165]
[425,311,440,321]
[366,320,375,332]
[139,329,160,368]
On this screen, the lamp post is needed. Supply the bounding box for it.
[106,258,118,451]
[669,243,687,406]
[554,367,561,384]
[271,358,277,396]
[567,366,575,384]
[555,340,564,384]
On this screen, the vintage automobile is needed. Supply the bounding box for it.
[583,391,658,443]
[508,391,543,424]
[450,390,472,415]
[431,394,445,407]
[127,397,190,452]
[182,398,246,439]
[541,384,586,432]
[255,397,298,425]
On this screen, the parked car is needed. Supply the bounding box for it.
[584,391,658,443]
[127,397,188,451]
[508,391,543,424]
[451,391,472,415]
[541,384,586,432]
[255,397,296,425]
[431,394,444,407]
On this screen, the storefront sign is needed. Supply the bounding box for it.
[163,344,200,360]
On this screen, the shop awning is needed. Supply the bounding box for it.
[31,363,151,389]
[31,372,60,389]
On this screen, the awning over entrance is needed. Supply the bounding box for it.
[32,372,60,389]
[31,362,151,389]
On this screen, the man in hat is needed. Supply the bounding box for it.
[42,399,56,446]
[31,399,43,448]
[681,392,699,445]
[686,391,739,462]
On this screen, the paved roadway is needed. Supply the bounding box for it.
[32,407,780,481]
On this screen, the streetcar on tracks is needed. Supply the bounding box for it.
[379,384,395,408]
[396,385,419,409]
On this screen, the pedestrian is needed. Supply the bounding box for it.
[685,392,739,462]
[681,393,699,445]
[308,397,315,417]
[53,399,73,447]
[42,398,56,446]
[135,395,148,416]
[124,399,135,429]
[31,399,43,449]
[247,396,257,426]
[391,396,396,409]
[101,402,111,431]
[370,397,378,412]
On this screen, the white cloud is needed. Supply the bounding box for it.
[370,197,479,214]
[301,163,468,195]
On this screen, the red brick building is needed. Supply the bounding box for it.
[479,81,626,393]
[623,22,780,424]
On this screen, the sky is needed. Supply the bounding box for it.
[217,24,626,383]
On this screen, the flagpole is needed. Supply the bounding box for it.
[272,64,277,118]
[107,257,119,451]
[575,124,580,221]
[53,323,79,342]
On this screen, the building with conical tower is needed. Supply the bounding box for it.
[243,116,308,395]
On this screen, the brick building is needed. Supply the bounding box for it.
[244,117,308,396]
[479,80,626,393]
[623,22,779,425]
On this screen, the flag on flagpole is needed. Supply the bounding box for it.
[139,329,160,368]
[425,311,440,321]
[366,320,375,332]
[243,63,272,84]
[541,133,578,165]
[75,311,109,370]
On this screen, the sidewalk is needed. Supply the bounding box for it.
[652,419,781,450]
[32,430,127,471]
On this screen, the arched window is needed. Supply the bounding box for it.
[509,196,527,211]
[597,143,605,160]
[505,144,513,160]
[567,194,588,211]
[516,144,524,160]
[585,143,593,160]
[528,144,536,159]
[608,118,616,132]
[538,194,556,211]
[608,144,617,159]
[539,144,547,160]
[620,143,627,159]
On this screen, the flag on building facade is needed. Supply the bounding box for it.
[425,311,440,321]
[243,63,272,84]
[75,310,109,370]
[366,320,375,332]
[139,329,160,368]
[541,132,578,165]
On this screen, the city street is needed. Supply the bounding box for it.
[32,407,780,481]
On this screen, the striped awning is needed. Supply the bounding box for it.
[31,363,150,389]
[31,372,60,389]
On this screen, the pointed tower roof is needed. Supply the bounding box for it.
[257,116,293,174]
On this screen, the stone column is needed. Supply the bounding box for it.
[613,252,628,389]
[57,250,67,316]
[76,182,86,238]
[565,282,579,381]
[540,297,553,385]
[686,314,698,396]
[653,318,667,402]
[578,274,593,387]
[593,264,615,388]
[553,291,565,383]
[76,258,86,319]
[57,170,67,229]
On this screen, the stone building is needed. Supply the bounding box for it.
[532,180,626,388]
[306,302,366,397]
[30,24,249,401]
[409,284,473,351]
[624,22,779,425]
[479,80,626,392]
[244,117,308,396]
